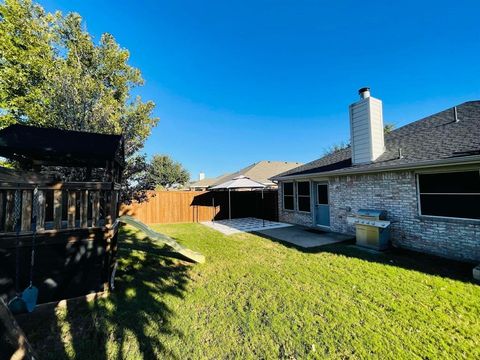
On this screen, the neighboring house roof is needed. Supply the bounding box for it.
[213,160,303,187]
[210,175,266,190]
[190,173,232,189]
[273,101,480,180]
[0,124,125,168]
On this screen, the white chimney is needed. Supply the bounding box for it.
[199,172,205,181]
[349,87,385,164]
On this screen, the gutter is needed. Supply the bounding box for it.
[271,155,480,181]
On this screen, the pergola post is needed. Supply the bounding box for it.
[262,188,265,227]
[228,188,232,220]
[212,196,215,222]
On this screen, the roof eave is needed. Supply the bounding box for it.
[271,155,480,181]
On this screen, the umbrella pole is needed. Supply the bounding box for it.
[212,196,215,222]
[262,189,265,227]
[228,189,231,220]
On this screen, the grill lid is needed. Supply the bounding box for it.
[357,209,387,219]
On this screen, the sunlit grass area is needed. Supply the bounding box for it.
[22,223,480,359]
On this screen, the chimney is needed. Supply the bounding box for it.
[199,172,205,181]
[349,87,385,164]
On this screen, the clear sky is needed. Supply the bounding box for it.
[39,0,480,180]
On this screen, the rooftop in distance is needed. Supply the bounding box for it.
[190,160,303,190]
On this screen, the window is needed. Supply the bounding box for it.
[283,182,294,210]
[297,181,311,212]
[317,184,329,205]
[418,171,480,220]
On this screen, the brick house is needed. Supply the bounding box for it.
[272,88,480,262]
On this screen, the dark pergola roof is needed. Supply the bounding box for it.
[0,124,124,168]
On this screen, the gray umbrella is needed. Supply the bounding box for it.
[209,175,266,221]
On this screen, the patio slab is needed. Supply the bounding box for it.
[201,217,292,235]
[255,225,354,248]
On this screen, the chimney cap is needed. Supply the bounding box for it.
[358,87,371,99]
[358,87,370,95]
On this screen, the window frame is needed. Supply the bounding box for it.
[282,181,295,211]
[416,168,480,221]
[296,181,311,213]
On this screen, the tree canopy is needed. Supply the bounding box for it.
[0,0,158,202]
[148,155,190,189]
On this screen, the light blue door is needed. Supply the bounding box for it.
[315,183,330,227]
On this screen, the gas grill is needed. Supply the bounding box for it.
[347,209,391,250]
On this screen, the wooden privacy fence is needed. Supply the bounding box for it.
[121,191,216,224]
[121,190,279,225]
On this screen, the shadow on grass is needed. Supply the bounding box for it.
[257,232,476,284]
[17,225,192,360]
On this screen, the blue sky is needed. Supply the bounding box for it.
[40,1,480,180]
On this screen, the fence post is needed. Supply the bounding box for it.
[4,191,14,232]
[80,190,88,228]
[92,191,100,227]
[36,190,46,231]
[67,191,76,228]
[53,190,62,229]
[21,190,32,232]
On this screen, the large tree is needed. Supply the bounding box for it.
[148,155,190,189]
[0,0,55,127]
[0,0,158,202]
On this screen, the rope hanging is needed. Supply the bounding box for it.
[29,187,40,287]
[13,190,21,295]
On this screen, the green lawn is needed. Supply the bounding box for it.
[22,223,480,359]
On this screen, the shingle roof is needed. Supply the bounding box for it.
[213,160,303,187]
[191,161,304,189]
[273,101,480,179]
[190,173,232,188]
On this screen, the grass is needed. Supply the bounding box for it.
[21,223,480,359]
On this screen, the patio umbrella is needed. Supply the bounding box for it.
[209,175,266,221]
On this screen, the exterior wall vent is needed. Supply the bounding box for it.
[349,88,385,164]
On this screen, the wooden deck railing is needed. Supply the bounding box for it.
[0,182,119,234]
[0,181,121,303]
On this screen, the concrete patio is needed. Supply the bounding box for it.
[201,217,292,235]
[255,225,354,249]
[200,218,353,248]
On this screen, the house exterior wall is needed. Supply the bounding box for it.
[279,170,480,262]
[278,182,313,226]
